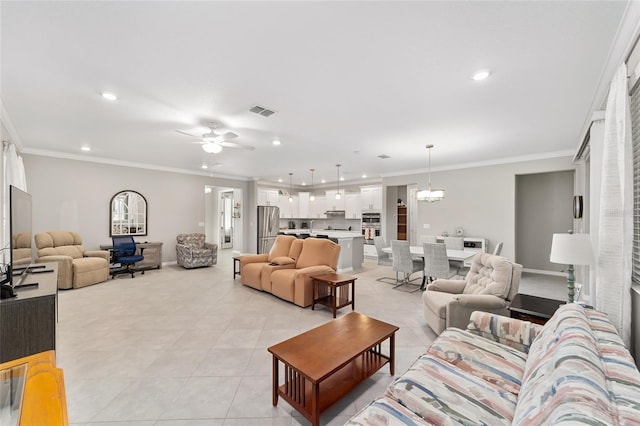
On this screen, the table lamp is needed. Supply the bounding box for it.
[549,231,594,303]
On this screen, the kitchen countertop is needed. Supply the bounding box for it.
[281,230,364,239]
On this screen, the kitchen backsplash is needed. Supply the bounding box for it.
[280,218,361,231]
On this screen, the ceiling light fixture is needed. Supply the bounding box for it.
[201,164,208,169]
[335,164,342,200]
[81,146,91,152]
[288,173,294,203]
[416,144,445,202]
[101,92,117,101]
[273,139,281,146]
[202,142,223,154]
[472,69,491,81]
[310,169,315,201]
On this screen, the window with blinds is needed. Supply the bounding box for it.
[632,81,640,285]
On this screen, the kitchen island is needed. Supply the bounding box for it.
[280,230,364,272]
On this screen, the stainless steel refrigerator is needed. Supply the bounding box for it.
[257,206,280,254]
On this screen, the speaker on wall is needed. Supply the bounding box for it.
[573,195,583,219]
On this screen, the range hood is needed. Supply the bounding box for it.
[325,210,346,216]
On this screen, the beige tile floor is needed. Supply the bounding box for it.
[57,249,566,425]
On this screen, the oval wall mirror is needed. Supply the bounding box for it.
[110,190,147,236]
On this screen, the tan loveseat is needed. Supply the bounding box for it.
[240,236,341,307]
[35,231,110,289]
[422,252,522,334]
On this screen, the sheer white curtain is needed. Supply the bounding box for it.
[595,63,633,347]
[2,141,27,265]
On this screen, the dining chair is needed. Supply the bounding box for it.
[493,241,504,256]
[443,236,465,273]
[421,242,455,290]
[373,236,396,284]
[391,240,423,292]
[419,235,438,244]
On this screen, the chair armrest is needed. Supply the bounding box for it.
[294,265,335,278]
[445,295,509,332]
[465,311,543,353]
[426,279,466,294]
[35,255,73,289]
[204,242,218,251]
[84,250,110,261]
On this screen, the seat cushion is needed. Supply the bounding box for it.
[346,396,431,426]
[386,354,517,425]
[427,328,527,395]
[270,269,297,302]
[422,290,457,319]
[241,262,267,290]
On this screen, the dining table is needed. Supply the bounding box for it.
[381,246,477,262]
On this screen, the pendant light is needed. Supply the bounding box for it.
[288,172,294,203]
[309,169,315,201]
[335,164,342,200]
[416,144,445,202]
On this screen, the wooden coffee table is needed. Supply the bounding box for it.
[267,312,399,426]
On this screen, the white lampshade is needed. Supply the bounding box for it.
[202,143,223,154]
[550,233,594,265]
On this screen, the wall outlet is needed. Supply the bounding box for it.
[423,223,430,229]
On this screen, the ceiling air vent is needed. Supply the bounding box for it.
[378,154,390,159]
[249,105,276,117]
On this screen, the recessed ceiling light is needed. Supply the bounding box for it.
[362,174,367,179]
[101,92,117,101]
[278,178,283,183]
[273,139,281,146]
[202,164,208,169]
[321,179,326,184]
[81,146,91,152]
[302,182,306,186]
[471,69,491,81]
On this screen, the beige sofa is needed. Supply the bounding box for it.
[35,231,110,289]
[240,236,341,307]
[422,252,522,334]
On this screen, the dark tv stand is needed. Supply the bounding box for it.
[0,263,58,363]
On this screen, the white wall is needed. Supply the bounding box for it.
[23,154,250,262]
[383,155,575,263]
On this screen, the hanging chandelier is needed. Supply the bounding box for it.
[416,144,445,202]
[288,172,294,203]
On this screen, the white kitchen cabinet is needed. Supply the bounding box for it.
[278,195,299,218]
[360,185,382,211]
[345,193,361,219]
[309,195,326,218]
[324,190,346,211]
[298,192,310,218]
[258,188,279,206]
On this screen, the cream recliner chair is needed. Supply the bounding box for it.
[422,252,522,334]
[35,231,110,289]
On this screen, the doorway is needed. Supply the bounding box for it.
[220,191,234,249]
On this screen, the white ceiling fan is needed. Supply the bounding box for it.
[175,122,255,154]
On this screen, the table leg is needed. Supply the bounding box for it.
[312,279,316,311]
[272,355,279,406]
[389,332,395,376]
[332,285,337,318]
[351,280,355,311]
[311,381,320,426]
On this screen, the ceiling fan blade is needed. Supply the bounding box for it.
[219,141,255,151]
[174,130,199,138]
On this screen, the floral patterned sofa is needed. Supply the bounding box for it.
[176,233,217,269]
[347,303,640,425]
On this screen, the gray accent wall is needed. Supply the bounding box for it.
[515,170,574,271]
[23,154,250,263]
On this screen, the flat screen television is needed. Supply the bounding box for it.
[1,186,35,287]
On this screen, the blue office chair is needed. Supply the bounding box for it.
[111,236,145,278]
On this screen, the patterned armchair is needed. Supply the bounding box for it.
[176,233,218,269]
